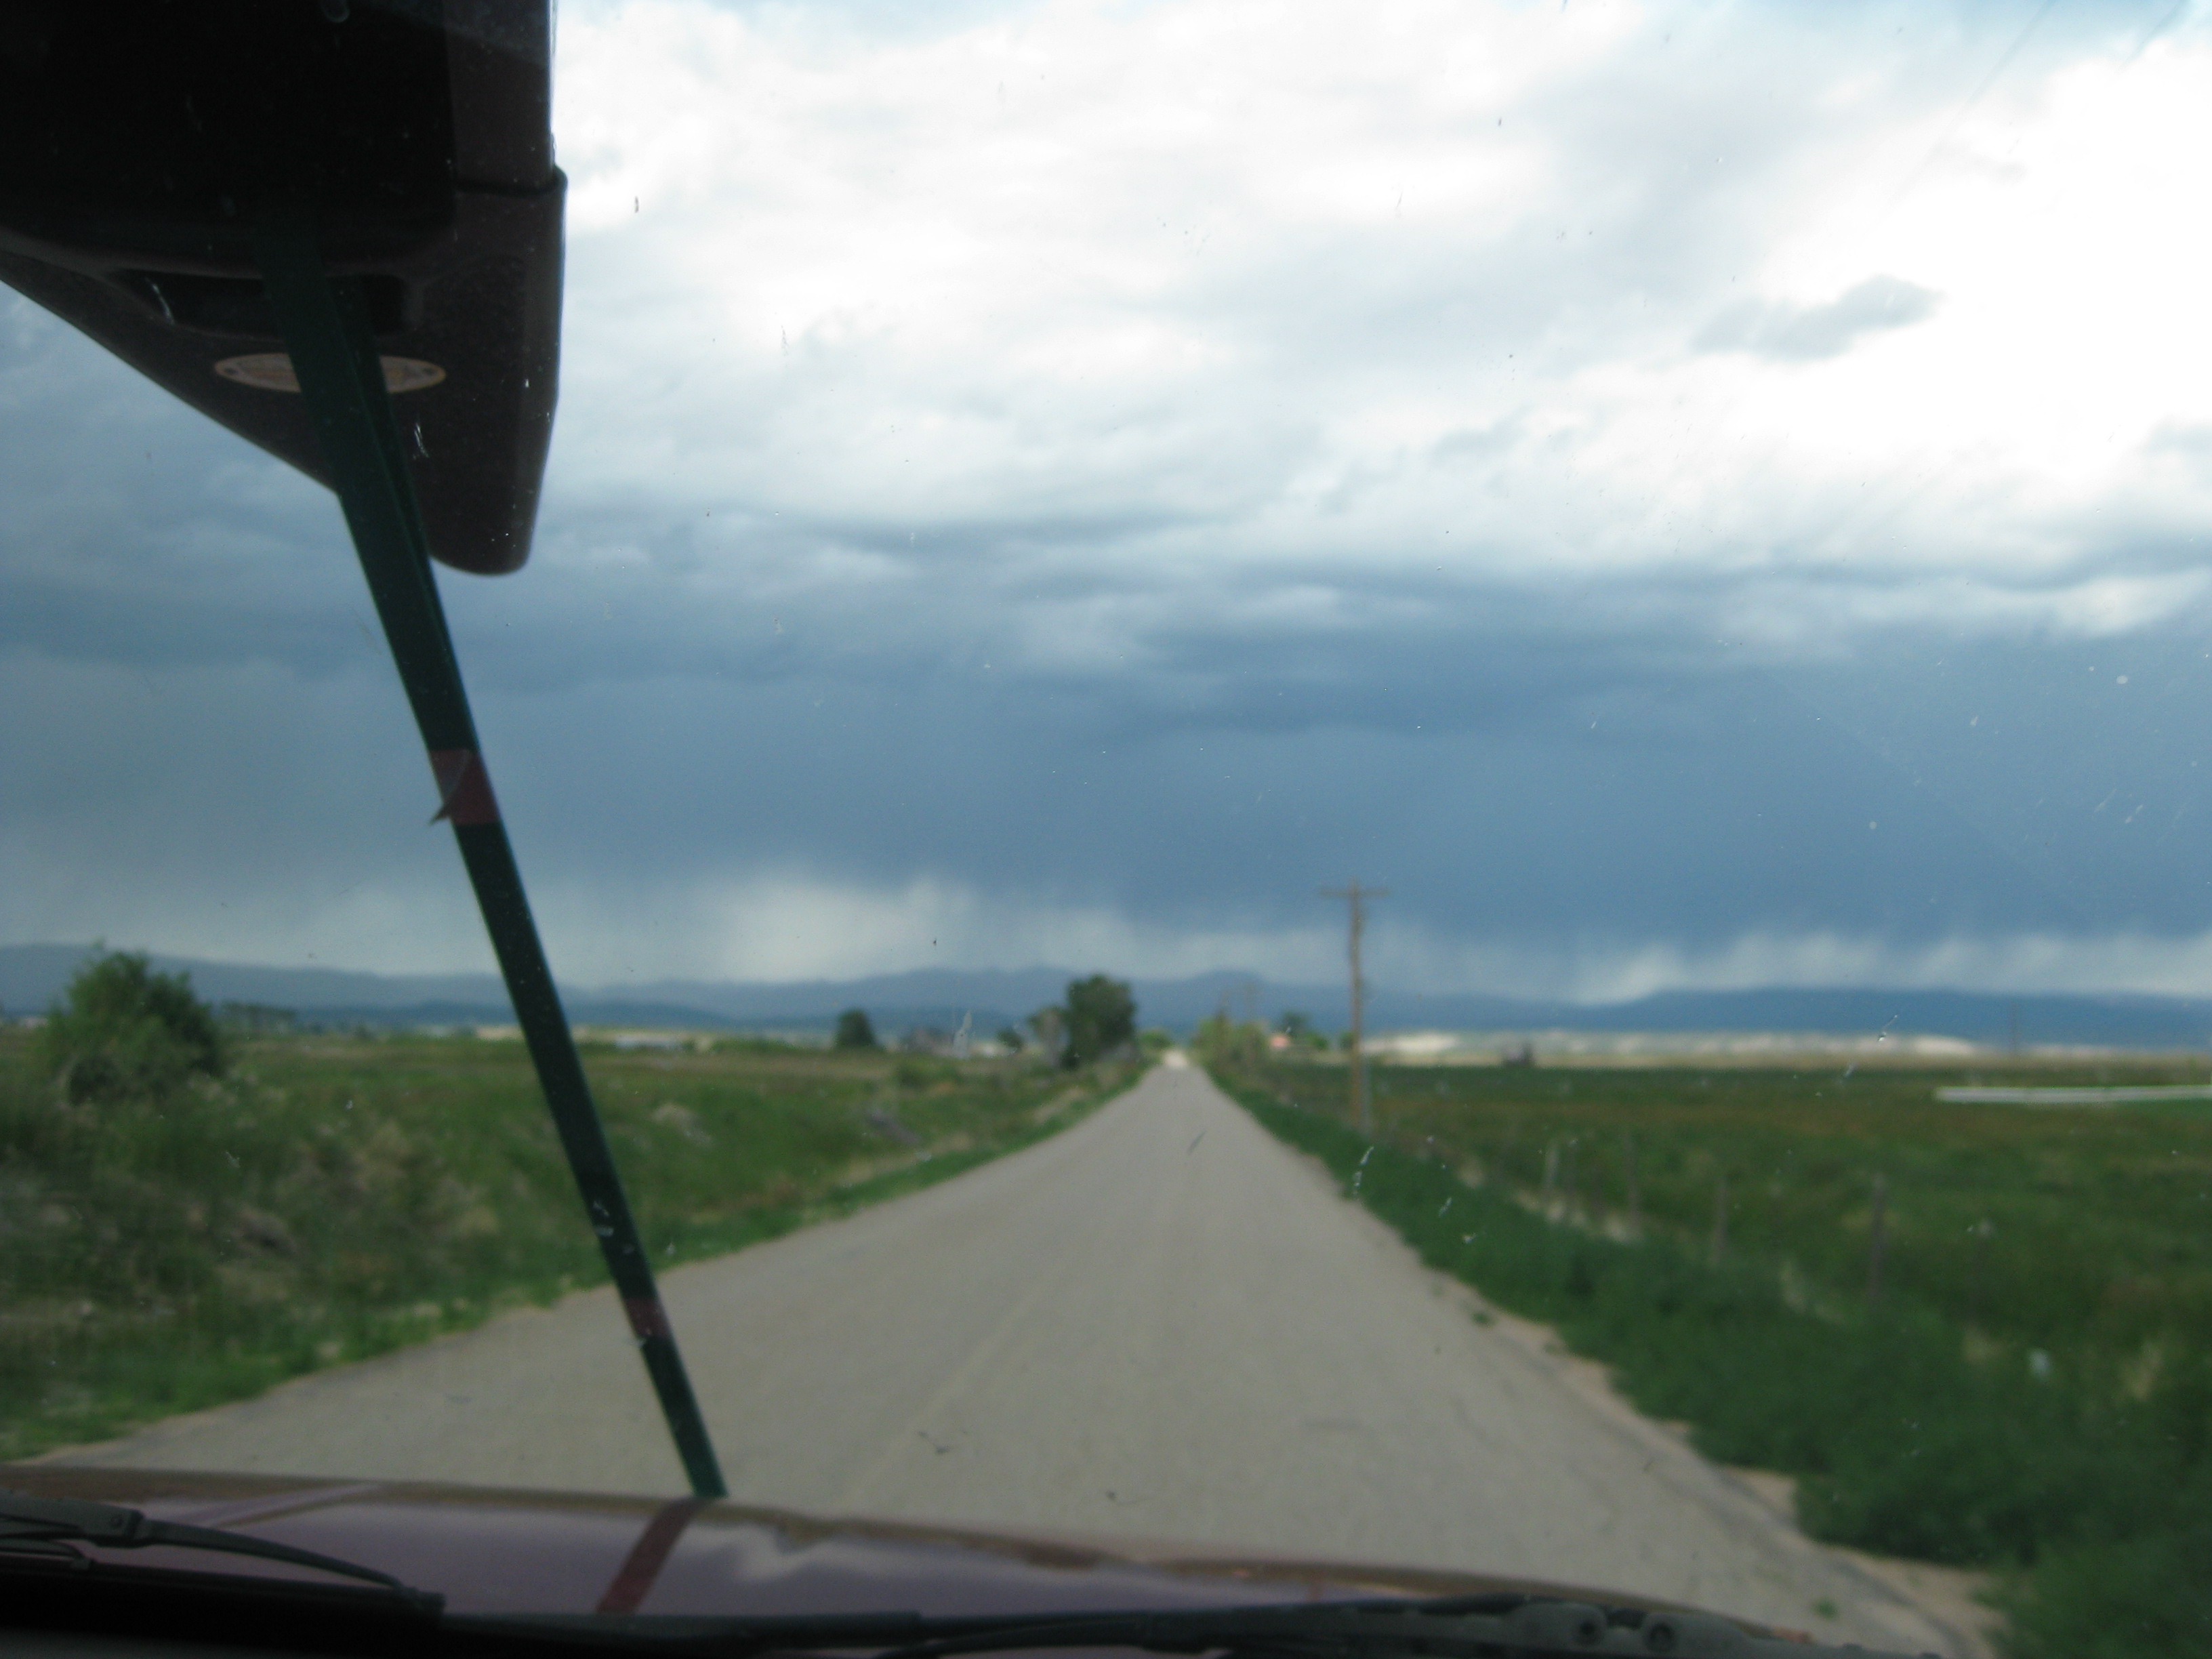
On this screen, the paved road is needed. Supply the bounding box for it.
[58,1061,1971,1653]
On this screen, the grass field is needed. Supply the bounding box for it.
[0,1027,1134,1462]
[1208,1050,2212,1659]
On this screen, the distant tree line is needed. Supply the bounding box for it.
[832,974,1138,1069]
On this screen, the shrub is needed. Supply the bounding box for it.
[1996,1522,2212,1659]
[40,951,224,1103]
[1063,975,1135,1067]
[893,1055,951,1090]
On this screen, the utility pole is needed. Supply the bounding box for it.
[1320,880,1388,1135]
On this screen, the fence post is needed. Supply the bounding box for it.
[1967,1216,1992,1326]
[1868,1173,1889,1306]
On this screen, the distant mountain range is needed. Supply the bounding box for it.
[8,941,2212,1049]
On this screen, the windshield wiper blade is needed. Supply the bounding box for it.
[0,1490,442,1613]
[451,1595,1920,1659]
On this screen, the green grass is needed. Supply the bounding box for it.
[0,1028,1134,1462]
[1208,1055,2212,1659]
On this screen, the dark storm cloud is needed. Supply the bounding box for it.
[0,301,379,676]
[8,275,2212,981]
[8,0,2212,994]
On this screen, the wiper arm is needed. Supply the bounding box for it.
[0,1490,442,1613]
[454,1595,1920,1659]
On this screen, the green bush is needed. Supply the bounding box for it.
[39,951,224,1103]
[1996,1523,2212,1659]
[1063,974,1135,1067]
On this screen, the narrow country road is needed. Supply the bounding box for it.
[54,1061,1973,1654]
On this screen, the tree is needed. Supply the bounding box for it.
[1194,1011,1265,1069]
[1063,975,1136,1068]
[41,950,225,1103]
[833,1008,878,1050]
[1026,1004,1066,1066]
[995,1025,1026,1054]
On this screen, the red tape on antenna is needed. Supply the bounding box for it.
[623,1297,674,1340]
[428,749,501,825]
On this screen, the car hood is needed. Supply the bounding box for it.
[0,1463,1760,1631]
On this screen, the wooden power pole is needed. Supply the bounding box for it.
[1320,880,1388,1134]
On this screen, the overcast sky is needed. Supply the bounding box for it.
[7,0,2212,1000]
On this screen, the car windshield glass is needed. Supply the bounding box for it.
[5,5,2211,1658]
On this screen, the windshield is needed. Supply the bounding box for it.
[5,4,2210,1658]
